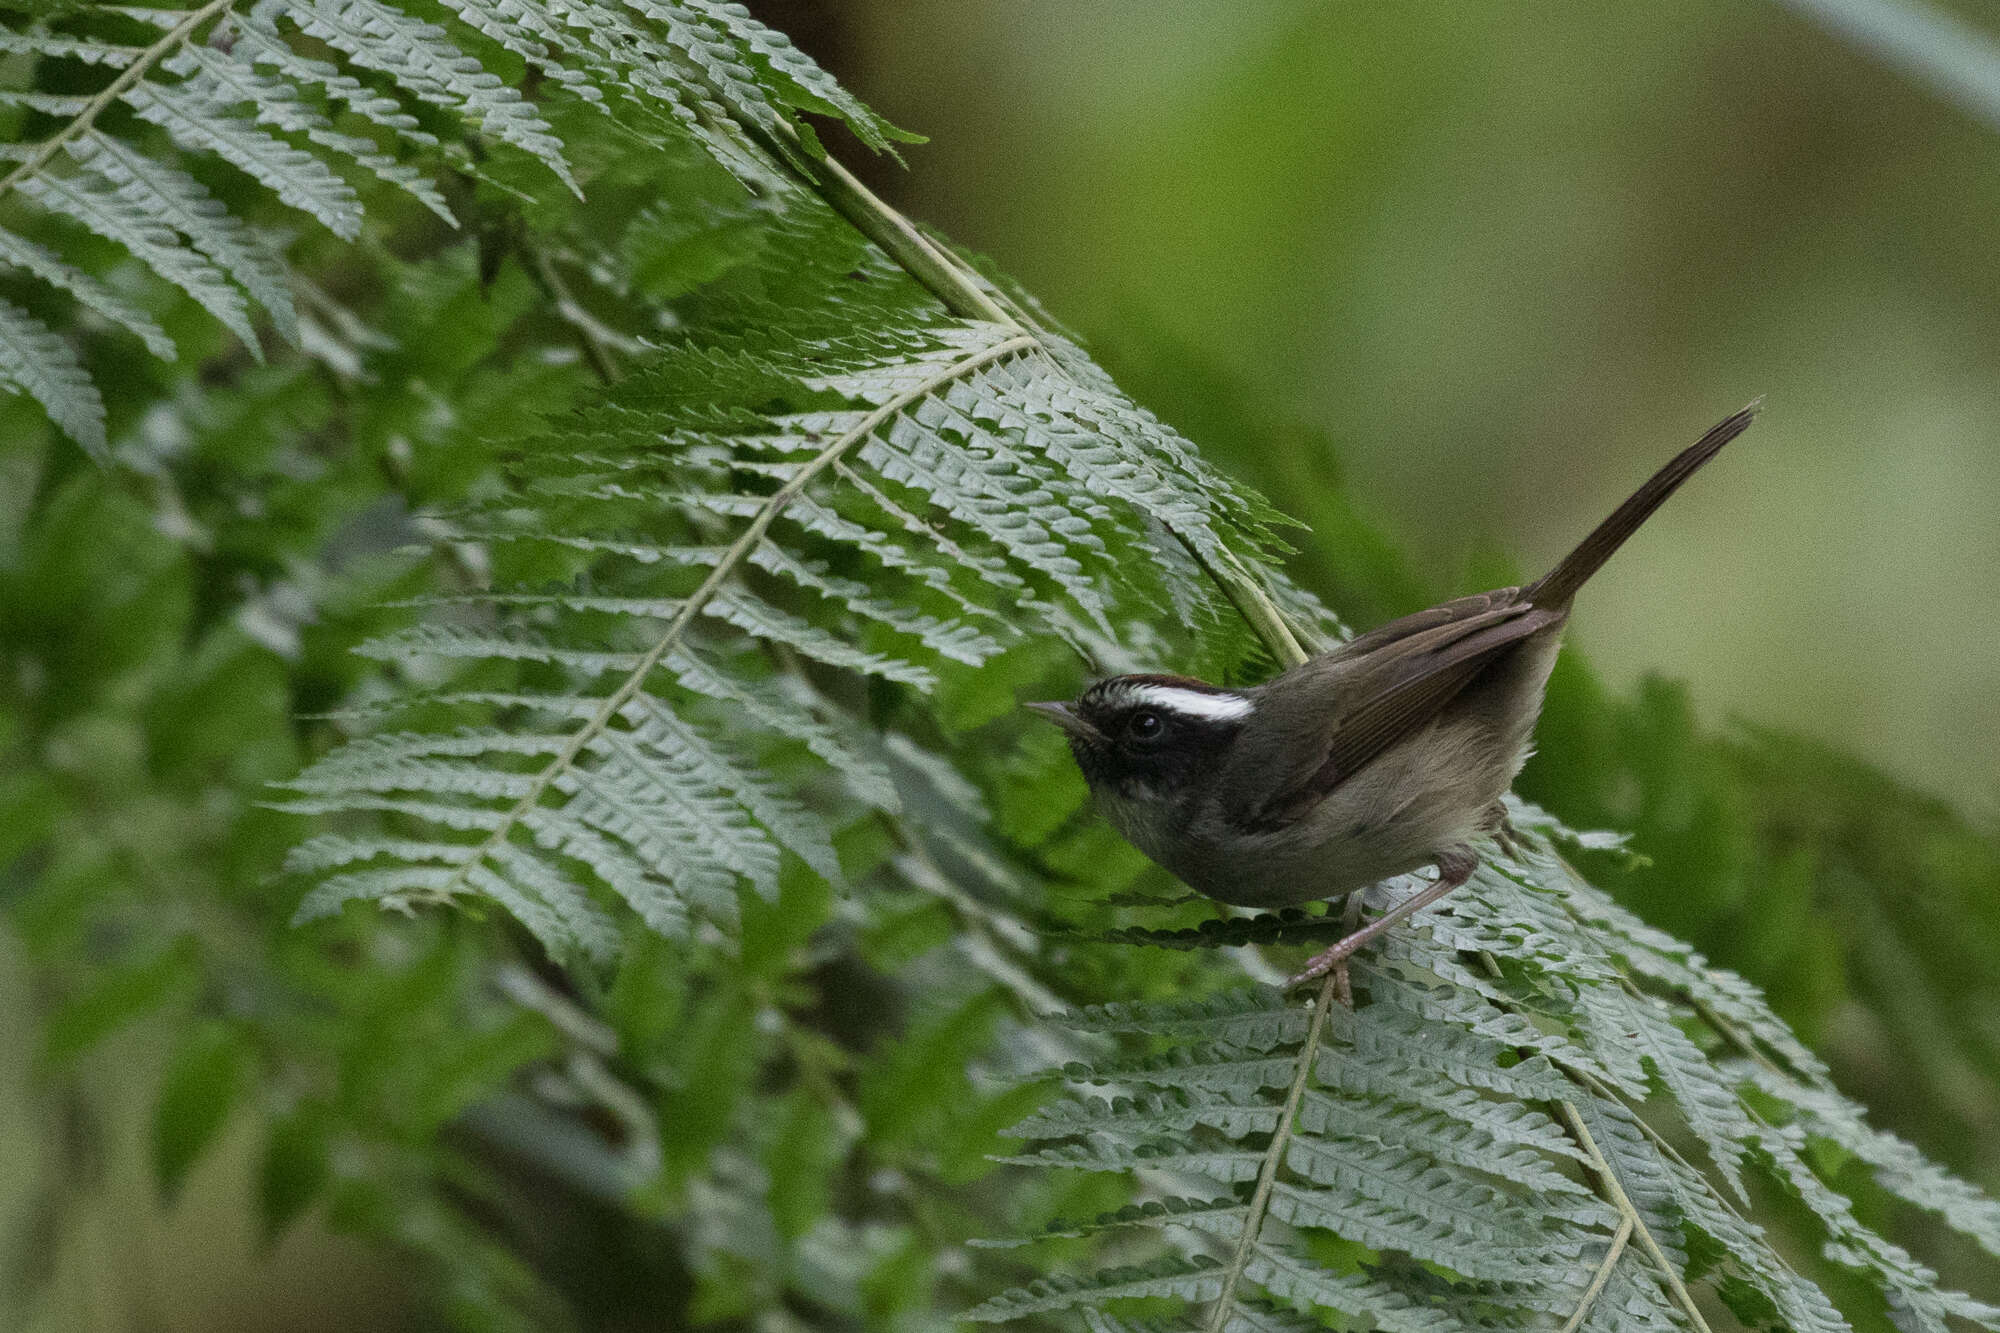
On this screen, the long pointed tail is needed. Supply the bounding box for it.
[1525,401,1761,609]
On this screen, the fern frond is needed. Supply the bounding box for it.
[0,229,177,359]
[16,152,261,348]
[165,44,455,223]
[676,0,918,156]
[122,80,362,239]
[1242,1246,1574,1333]
[1057,991,1310,1051]
[0,30,148,67]
[1595,984,1757,1202]
[1749,1119,2000,1333]
[1268,1156,1597,1283]
[1,0,803,447]
[971,1197,1250,1248]
[1292,1087,1597,1201]
[966,1256,1228,1322]
[227,12,441,149]
[1560,870,1832,1083]
[0,294,105,455]
[70,128,297,342]
[1570,1092,1848,1333]
[1742,1062,2000,1261]
[272,0,577,194]
[1006,1090,1281,1143]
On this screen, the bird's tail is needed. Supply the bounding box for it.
[1524,401,1761,610]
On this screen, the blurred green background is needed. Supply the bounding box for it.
[8,1,2000,1327]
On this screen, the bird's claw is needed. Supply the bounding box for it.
[1285,939,1358,1006]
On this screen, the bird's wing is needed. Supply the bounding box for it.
[1318,588,1520,662]
[1222,593,1561,831]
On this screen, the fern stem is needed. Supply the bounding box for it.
[1205,546,1310,668]
[781,131,1019,329]
[0,0,239,205]
[422,332,1038,917]
[1475,949,1714,1332]
[1560,1215,1634,1333]
[1557,1100,1715,1333]
[1204,969,1340,1331]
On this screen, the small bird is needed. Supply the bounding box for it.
[1028,404,1760,987]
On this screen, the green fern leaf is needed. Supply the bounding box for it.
[996,1139,1266,1184]
[971,1196,1249,1248]
[1242,1245,1573,1333]
[1583,1267,1685,1333]
[0,91,95,116]
[274,0,577,193]
[228,12,443,149]
[17,152,262,348]
[1273,1141,1604,1282]
[1563,873,1832,1083]
[965,1255,1228,1322]
[283,834,487,875]
[663,651,898,811]
[64,128,295,343]
[0,30,147,67]
[168,44,456,224]
[1057,991,1311,1051]
[1743,1062,2000,1262]
[1331,1002,1576,1103]
[1598,985,1756,1202]
[1006,1089,1280,1143]
[0,229,177,358]
[1749,1119,2000,1333]
[678,0,920,155]
[620,695,842,886]
[426,0,608,108]
[1293,1087,1597,1202]
[122,81,363,239]
[0,295,106,456]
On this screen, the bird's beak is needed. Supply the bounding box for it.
[1024,700,1097,740]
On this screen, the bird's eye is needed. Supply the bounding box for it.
[1126,710,1164,741]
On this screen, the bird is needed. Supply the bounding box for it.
[1027,403,1760,988]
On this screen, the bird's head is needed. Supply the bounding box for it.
[1025,674,1254,807]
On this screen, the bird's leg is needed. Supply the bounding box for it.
[1331,889,1365,1010]
[1286,847,1479,989]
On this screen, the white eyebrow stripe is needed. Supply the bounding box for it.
[1124,685,1254,721]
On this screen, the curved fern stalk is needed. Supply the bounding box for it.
[405,330,1037,920]
[1203,970,1338,1333]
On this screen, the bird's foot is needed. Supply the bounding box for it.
[1285,936,1362,994]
